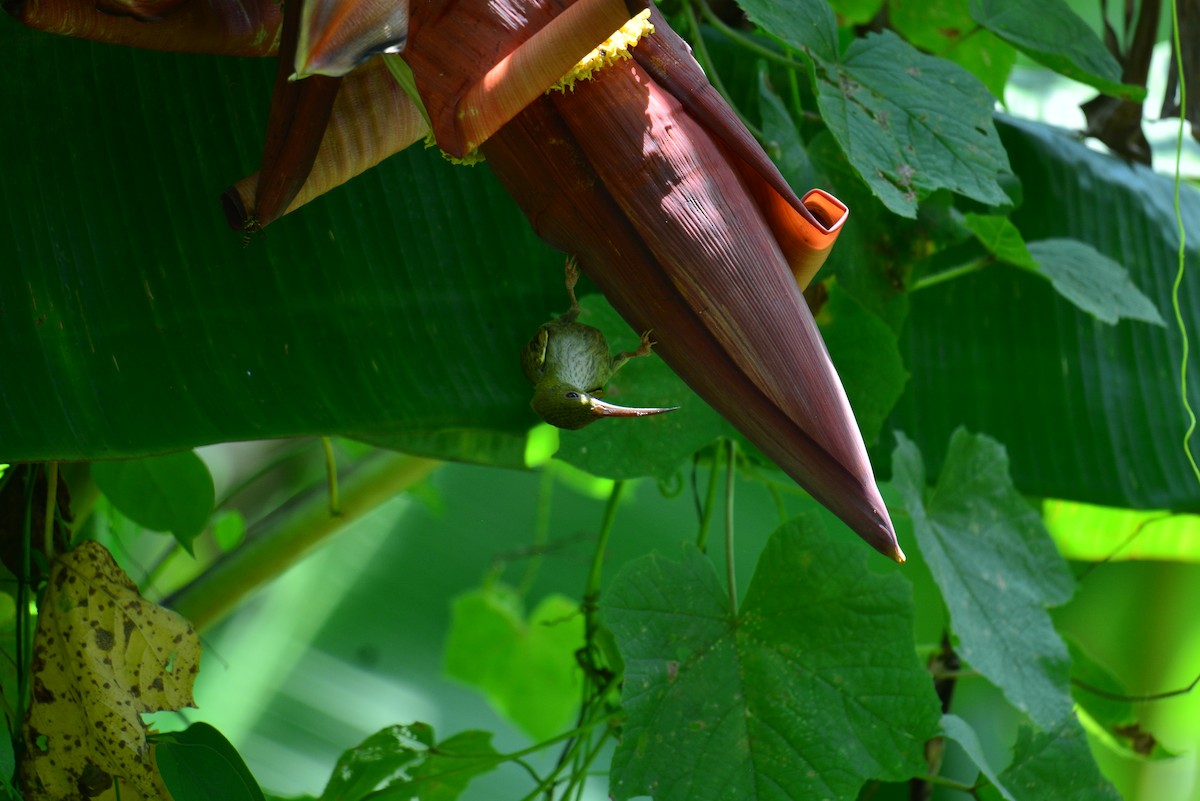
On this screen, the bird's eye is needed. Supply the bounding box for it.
[565,391,580,400]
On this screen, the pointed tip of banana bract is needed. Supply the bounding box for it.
[867,503,905,563]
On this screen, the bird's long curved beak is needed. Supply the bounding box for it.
[589,399,679,418]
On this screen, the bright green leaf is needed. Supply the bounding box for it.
[319,723,433,801]
[891,429,1075,729]
[738,0,1011,217]
[444,585,583,741]
[92,451,214,552]
[550,295,732,480]
[817,282,909,444]
[969,0,1145,101]
[212,510,246,552]
[828,0,884,25]
[1026,239,1165,326]
[963,213,1036,269]
[940,714,1017,801]
[154,722,265,801]
[998,717,1122,801]
[1043,500,1200,562]
[522,423,559,468]
[370,730,500,801]
[603,516,940,801]
[889,0,1016,99]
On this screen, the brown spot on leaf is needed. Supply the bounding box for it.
[93,628,114,652]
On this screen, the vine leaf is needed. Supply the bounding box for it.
[940,714,1016,801]
[969,0,1145,101]
[892,429,1075,729]
[19,540,201,800]
[1025,239,1165,326]
[737,0,1011,217]
[320,723,435,801]
[963,216,1164,326]
[324,725,499,801]
[444,584,583,741]
[997,716,1122,801]
[91,451,215,554]
[962,213,1038,269]
[602,515,940,801]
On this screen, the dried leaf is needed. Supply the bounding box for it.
[20,540,201,801]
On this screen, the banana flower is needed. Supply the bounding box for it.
[399,0,902,561]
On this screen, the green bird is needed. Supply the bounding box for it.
[521,259,679,430]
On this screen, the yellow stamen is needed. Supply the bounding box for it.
[550,9,654,92]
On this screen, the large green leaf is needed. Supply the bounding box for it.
[737,0,1011,217]
[996,717,1122,801]
[892,429,1075,730]
[602,516,940,801]
[0,22,557,462]
[888,115,1200,509]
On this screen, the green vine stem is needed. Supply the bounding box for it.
[696,449,721,553]
[1168,0,1199,488]
[724,438,738,613]
[165,452,439,631]
[321,436,341,516]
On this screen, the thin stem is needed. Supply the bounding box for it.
[321,437,341,516]
[1168,0,1200,488]
[767,482,788,527]
[518,468,555,596]
[1074,512,1173,582]
[696,0,809,74]
[724,439,738,613]
[696,451,721,553]
[16,467,39,754]
[1072,672,1199,703]
[43,461,58,560]
[682,0,765,140]
[585,481,626,601]
[909,258,992,292]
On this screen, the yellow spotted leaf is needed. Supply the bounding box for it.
[19,540,201,801]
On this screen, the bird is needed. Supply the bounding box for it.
[521,258,678,430]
